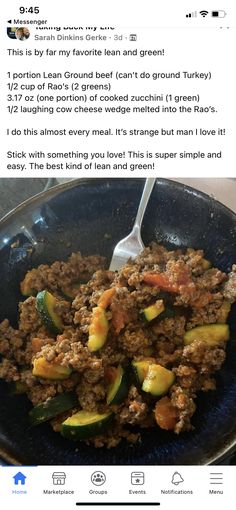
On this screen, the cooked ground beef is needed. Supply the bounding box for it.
[118,386,149,425]
[223,265,236,302]
[0,244,235,447]
[182,340,226,373]
[76,380,106,411]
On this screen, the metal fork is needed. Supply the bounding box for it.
[109,178,156,271]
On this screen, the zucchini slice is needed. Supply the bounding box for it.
[8,381,28,395]
[132,360,152,385]
[184,323,230,347]
[142,364,175,396]
[106,365,129,405]
[202,258,211,270]
[29,392,78,426]
[88,306,109,352]
[157,304,176,322]
[32,357,72,380]
[219,301,231,322]
[36,290,63,334]
[140,300,165,322]
[61,410,113,440]
[61,282,85,300]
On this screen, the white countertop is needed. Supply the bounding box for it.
[171,178,236,214]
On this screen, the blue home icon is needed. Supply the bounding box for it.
[13,472,27,485]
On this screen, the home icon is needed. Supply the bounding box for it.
[13,472,27,485]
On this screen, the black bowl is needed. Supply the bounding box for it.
[0,178,236,466]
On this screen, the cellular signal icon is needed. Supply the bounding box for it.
[199,10,209,17]
[186,11,197,18]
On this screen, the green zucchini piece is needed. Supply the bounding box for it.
[202,258,211,270]
[32,357,72,380]
[155,291,172,301]
[8,380,28,395]
[157,304,176,321]
[132,360,152,385]
[142,364,175,396]
[61,410,113,440]
[219,301,231,322]
[29,392,78,426]
[88,306,109,352]
[36,290,63,334]
[106,366,129,405]
[140,300,165,322]
[61,281,85,300]
[184,323,230,347]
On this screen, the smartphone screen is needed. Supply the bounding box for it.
[0,2,235,509]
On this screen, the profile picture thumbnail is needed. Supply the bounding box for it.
[7,27,30,40]
[16,27,30,41]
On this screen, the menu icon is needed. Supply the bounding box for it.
[209,472,223,485]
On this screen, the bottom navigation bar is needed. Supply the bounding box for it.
[0,465,233,509]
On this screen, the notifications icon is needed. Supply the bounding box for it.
[171,472,184,485]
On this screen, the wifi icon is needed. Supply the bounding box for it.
[199,10,209,17]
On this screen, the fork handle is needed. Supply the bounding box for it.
[134,178,156,228]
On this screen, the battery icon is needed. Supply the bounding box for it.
[211,10,227,17]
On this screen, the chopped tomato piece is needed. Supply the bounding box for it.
[143,273,179,293]
[155,396,178,430]
[32,338,44,353]
[98,288,116,309]
[111,308,130,334]
[31,337,54,353]
[191,291,213,309]
[104,366,118,384]
[143,269,193,294]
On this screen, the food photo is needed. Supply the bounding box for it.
[0,178,236,465]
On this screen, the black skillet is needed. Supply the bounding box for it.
[0,178,236,465]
